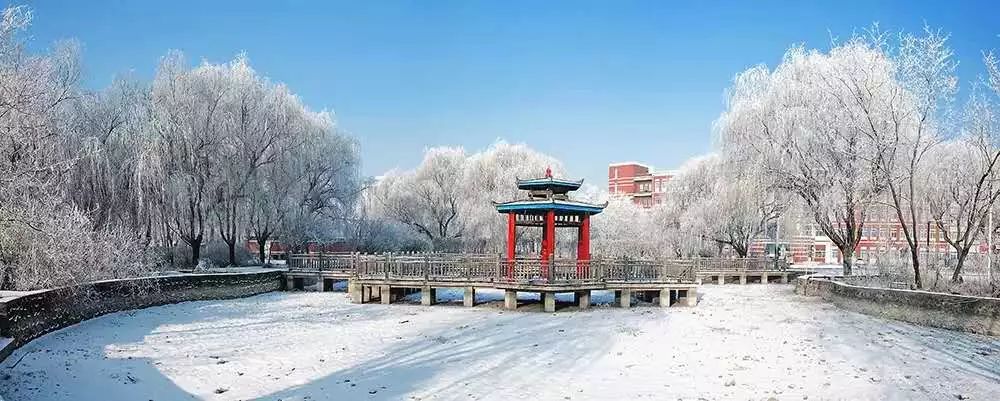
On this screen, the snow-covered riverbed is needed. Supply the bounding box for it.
[2,285,997,401]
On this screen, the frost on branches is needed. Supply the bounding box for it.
[0,5,361,290]
[713,26,994,283]
[369,142,563,253]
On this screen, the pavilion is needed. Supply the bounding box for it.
[493,168,606,281]
[332,167,699,312]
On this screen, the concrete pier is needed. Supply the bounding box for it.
[504,290,518,310]
[619,289,632,308]
[463,287,475,307]
[349,281,362,303]
[421,286,436,306]
[339,276,697,312]
[577,290,591,309]
[380,285,392,304]
[543,292,556,312]
[681,289,698,306]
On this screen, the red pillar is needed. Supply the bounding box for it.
[577,214,591,277]
[543,210,555,280]
[507,213,516,279]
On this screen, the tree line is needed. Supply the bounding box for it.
[3,4,997,295]
[716,26,1000,289]
[0,6,359,290]
[367,25,1000,294]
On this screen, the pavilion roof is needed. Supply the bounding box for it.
[516,177,584,192]
[493,199,606,215]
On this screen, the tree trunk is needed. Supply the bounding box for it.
[840,247,854,276]
[909,247,923,289]
[257,233,270,265]
[227,239,237,267]
[190,236,202,267]
[734,243,748,258]
[951,248,970,283]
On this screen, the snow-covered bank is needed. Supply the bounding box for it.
[1,286,997,401]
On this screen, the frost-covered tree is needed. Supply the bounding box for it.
[147,52,230,264]
[279,121,360,253]
[861,27,957,288]
[374,147,466,251]
[0,5,155,289]
[717,39,914,275]
[925,86,1000,282]
[462,142,564,253]
[589,197,662,258]
[371,142,562,252]
[657,154,786,258]
[66,77,152,235]
[687,161,786,258]
[0,4,362,285]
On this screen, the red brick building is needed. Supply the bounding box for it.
[608,162,675,207]
[609,161,992,265]
[747,204,994,265]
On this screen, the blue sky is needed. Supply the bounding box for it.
[24,0,1000,185]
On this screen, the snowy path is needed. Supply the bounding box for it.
[1,285,997,401]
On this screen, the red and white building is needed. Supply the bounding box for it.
[607,162,676,207]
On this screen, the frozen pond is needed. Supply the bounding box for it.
[2,285,998,400]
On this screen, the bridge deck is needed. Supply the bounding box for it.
[281,254,789,312]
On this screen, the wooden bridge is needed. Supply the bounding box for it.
[282,253,790,312]
[692,258,795,285]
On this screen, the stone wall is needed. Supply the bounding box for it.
[0,269,284,361]
[795,275,1000,336]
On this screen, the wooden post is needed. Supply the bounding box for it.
[577,214,590,278]
[543,210,555,280]
[507,213,516,280]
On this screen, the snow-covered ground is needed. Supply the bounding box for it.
[2,285,997,401]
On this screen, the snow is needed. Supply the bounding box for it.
[1,285,998,401]
[0,289,47,302]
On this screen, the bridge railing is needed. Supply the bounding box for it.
[692,257,788,272]
[287,253,354,273]
[288,253,760,284]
